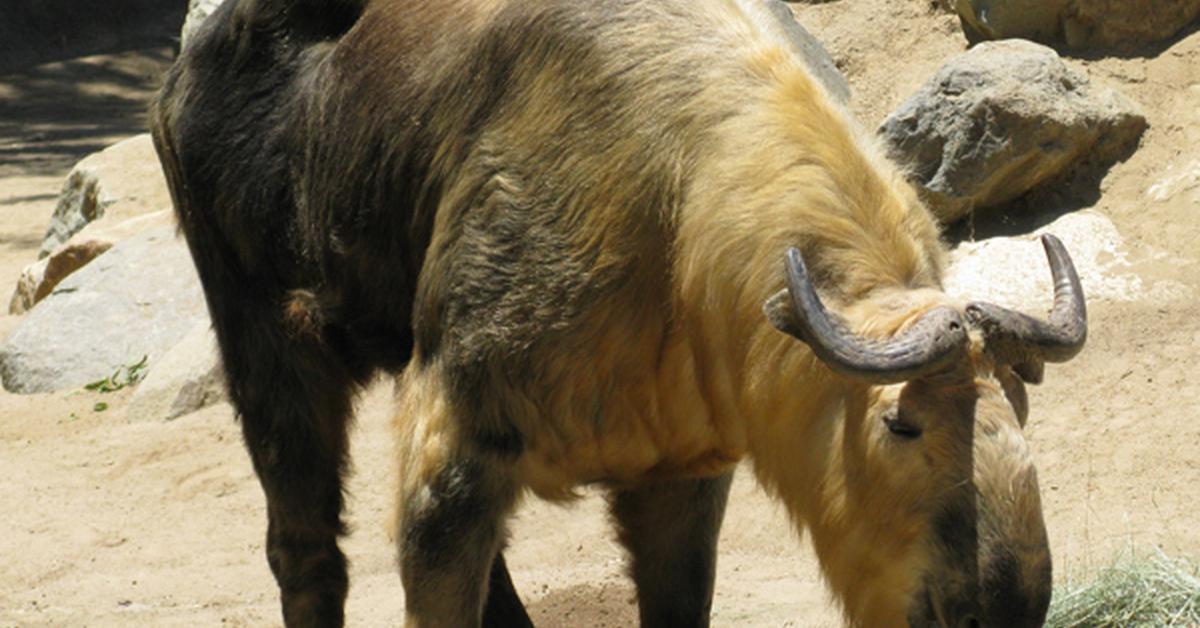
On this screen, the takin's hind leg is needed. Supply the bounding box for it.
[210,296,365,627]
[609,471,734,628]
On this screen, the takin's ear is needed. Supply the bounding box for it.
[996,365,1031,427]
[763,288,805,340]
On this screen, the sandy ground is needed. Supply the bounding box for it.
[1,3,1198,626]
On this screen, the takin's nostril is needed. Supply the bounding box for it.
[959,617,980,628]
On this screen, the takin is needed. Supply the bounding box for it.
[150,0,1087,626]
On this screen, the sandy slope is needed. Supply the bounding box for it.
[1,3,1198,626]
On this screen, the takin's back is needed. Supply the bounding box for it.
[153,0,851,358]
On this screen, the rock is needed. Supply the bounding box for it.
[39,134,171,259]
[181,0,229,51]
[17,135,175,315]
[7,260,46,317]
[9,240,113,314]
[39,168,110,260]
[72,208,174,245]
[10,211,173,315]
[1146,159,1200,203]
[0,226,208,394]
[767,0,851,105]
[952,0,1200,51]
[879,40,1147,224]
[127,322,226,422]
[12,132,175,317]
[1063,1,1200,51]
[944,211,1191,311]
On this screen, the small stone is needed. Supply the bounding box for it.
[127,322,226,422]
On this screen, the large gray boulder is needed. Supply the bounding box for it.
[127,322,226,422]
[13,210,174,315]
[38,134,171,258]
[879,40,1146,224]
[16,134,173,315]
[0,226,207,394]
[952,0,1200,51]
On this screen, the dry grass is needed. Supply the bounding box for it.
[1047,549,1200,628]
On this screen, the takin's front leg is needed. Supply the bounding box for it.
[396,453,525,627]
[609,471,734,628]
[482,552,534,628]
[392,371,529,627]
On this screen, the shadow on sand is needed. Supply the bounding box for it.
[0,47,175,179]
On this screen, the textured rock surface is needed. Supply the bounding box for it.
[879,40,1147,224]
[9,240,113,314]
[0,226,207,394]
[953,0,1200,51]
[38,134,170,258]
[12,211,173,315]
[127,322,225,422]
[38,167,110,259]
[945,211,1190,313]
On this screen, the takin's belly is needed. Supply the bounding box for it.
[513,420,743,500]
[505,350,747,499]
[395,321,747,500]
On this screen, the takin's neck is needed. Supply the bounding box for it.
[669,35,947,427]
[665,41,951,621]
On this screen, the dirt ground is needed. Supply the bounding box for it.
[1,3,1197,626]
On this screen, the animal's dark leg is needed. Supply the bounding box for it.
[483,551,533,628]
[396,451,521,628]
[609,471,734,628]
[211,295,361,628]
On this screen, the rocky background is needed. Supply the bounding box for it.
[1,0,1197,625]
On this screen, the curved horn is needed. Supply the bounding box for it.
[769,247,968,384]
[965,233,1088,369]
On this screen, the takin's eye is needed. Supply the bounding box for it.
[883,409,923,439]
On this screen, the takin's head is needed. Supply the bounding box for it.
[764,234,1087,628]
